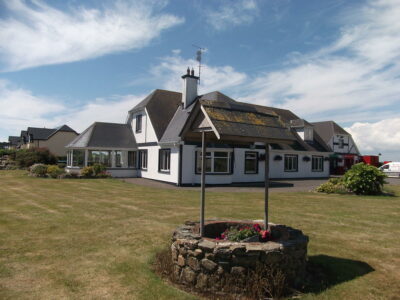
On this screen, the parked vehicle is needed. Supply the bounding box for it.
[379,162,400,177]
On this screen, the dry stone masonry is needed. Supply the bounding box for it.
[171,221,309,293]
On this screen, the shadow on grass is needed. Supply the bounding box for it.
[303,255,374,294]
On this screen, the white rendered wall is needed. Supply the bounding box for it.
[137,145,180,184]
[130,109,158,143]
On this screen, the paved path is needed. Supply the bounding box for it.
[120,177,400,193]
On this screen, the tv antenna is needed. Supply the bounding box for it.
[192,44,205,85]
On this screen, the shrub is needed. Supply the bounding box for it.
[30,163,48,177]
[80,166,95,178]
[47,165,65,178]
[15,148,57,168]
[316,178,348,194]
[92,163,106,176]
[57,162,66,169]
[342,163,387,195]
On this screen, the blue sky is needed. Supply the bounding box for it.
[0,0,399,160]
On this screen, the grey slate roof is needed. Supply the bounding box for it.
[129,89,182,140]
[8,136,20,146]
[67,122,136,149]
[27,127,56,140]
[311,121,350,144]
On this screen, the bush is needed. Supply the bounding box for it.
[343,163,387,195]
[92,163,106,176]
[57,162,66,169]
[47,165,65,178]
[30,163,48,177]
[316,178,348,194]
[80,166,95,178]
[15,148,57,168]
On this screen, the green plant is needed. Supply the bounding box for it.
[80,166,95,178]
[92,163,106,176]
[343,163,387,195]
[30,163,48,177]
[15,148,57,168]
[47,165,65,178]
[316,178,348,194]
[57,162,66,169]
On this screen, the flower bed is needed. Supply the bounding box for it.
[170,220,308,295]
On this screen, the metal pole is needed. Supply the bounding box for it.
[200,131,206,236]
[264,143,270,231]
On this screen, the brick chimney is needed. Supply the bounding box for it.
[182,67,199,108]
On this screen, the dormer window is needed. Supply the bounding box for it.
[136,114,142,133]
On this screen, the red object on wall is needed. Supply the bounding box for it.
[361,155,379,167]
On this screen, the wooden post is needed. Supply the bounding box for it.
[264,143,270,231]
[200,131,206,236]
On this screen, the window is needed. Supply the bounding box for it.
[139,150,148,170]
[115,151,122,168]
[159,149,171,172]
[284,154,298,172]
[244,151,258,174]
[338,138,344,149]
[128,151,137,168]
[136,114,142,133]
[88,150,111,167]
[195,150,232,174]
[312,155,324,172]
[72,150,85,167]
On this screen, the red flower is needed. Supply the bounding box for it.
[221,233,226,239]
[215,237,221,241]
[253,224,261,232]
[261,230,271,240]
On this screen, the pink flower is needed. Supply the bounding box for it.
[215,237,221,240]
[261,230,271,240]
[221,233,226,239]
[253,224,261,232]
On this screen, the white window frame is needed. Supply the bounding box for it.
[312,155,324,172]
[159,149,171,173]
[284,154,298,172]
[244,151,258,174]
[115,151,123,168]
[136,114,142,133]
[195,150,232,174]
[139,149,148,170]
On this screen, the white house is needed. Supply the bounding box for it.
[311,121,361,174]
[66,69,332,184]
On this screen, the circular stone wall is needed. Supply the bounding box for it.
[171,221,309,294]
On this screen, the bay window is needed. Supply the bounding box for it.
[115,151,122,168]
[88,150,111,167]
[128,151,137,168]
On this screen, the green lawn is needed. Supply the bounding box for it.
[0,170,399,299]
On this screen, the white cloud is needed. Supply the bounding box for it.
[150,55,247,94]
[0,79,142,140]
[346,118,400,160]
[242,0,400,122]
[204,0,259,31]
[0,0,184,71]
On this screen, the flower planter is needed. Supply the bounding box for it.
[171,220,308,294]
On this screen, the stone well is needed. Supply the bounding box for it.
[171,220,309,293]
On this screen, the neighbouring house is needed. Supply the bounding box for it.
[311,121,361,174]
[16,125,79,157]
[0,142,10,149]
[66,69,333,184]
[7,136,21,149]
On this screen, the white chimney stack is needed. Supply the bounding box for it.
[182,67,199,108]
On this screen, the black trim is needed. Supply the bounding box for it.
[158,148,171,173]
[178,145,183,186]
[135,114,142,133]
[244,151,259,174]
[138,149,148,170]
[137,142,158,147]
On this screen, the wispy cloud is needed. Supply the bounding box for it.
[0,0,184,71]
[204,0,259,31]
[0,79,142,139]
[150,55,248,94]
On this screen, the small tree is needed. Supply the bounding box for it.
[343,163,387,195]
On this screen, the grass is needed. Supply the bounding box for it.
[0,170,399,299]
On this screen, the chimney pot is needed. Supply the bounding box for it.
[187,67,190,75]
[191,68,194,76]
